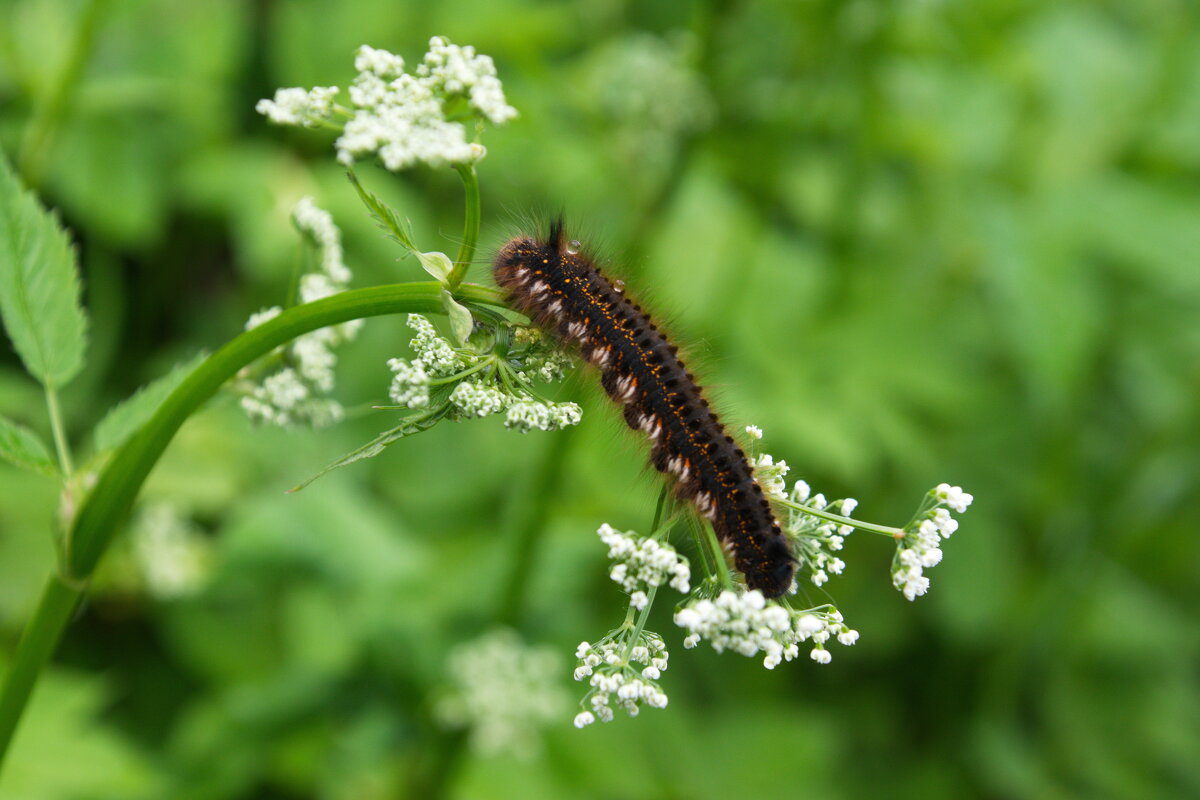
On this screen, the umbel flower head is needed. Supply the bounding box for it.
[256,38,517,171]
[387,315,583,433]
[892,483,974,600]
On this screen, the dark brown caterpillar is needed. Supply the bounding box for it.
[493,220,795,597]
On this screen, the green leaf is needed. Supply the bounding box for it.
[345,167,418,253]
[417,250,453,283]
[288,408,447,493]
[442,289,473,346]
[0,414,57,477]
[0,153,88,388]
[92,351,207,453]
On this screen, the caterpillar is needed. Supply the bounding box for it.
[493,220,795,598]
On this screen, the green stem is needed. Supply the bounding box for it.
[0,575,83,774]
[0,281,510,777]
[17,0,109,188]
[448,163,480,289]
[64,282,506,580]
[694,515,733,588]
[43,386,74,477]
[775,498,905,539]
[622,585,658,662]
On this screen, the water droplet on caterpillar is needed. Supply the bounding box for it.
[566,239,582,255]
[613,279,625,293]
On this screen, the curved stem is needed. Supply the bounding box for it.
[65,281,507,580]
[0,281,511,777]
[448,163,480,289]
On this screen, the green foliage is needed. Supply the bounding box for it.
[0,154,86,388]
[289,406,447,493]
[1,0,1199,798]
[0,415,56,477]
[92,351,207,453]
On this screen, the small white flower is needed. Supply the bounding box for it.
[504,398,583,433]
[596,524,691,602]
[418,36,518,124]
[674,590,857,669]
[751,452,789,501]
[889,482,974,601]
[256,86,338,126]
[935,483,974,513]
[572,632,670,726]
[573,711,595,728]
[449,379,507,418]
[355,45,406,78]
[745,425,763,440]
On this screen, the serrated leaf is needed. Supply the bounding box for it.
[0,413,57,477]
[0,153,88,387]
[289,408,447,493]
[93,351,207,453]
[345,168,418,253]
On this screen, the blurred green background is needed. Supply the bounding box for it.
[2,0,1199,797]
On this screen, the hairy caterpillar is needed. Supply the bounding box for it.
[494,221,795,597]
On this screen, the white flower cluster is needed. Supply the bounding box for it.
[892,483,973,601]
[747,428,852,588]
[257,38,516,171]
[417,36,518,125]
[132,503,212,599]
[449,379,508,417]
[433,628,567,758]
[292,196,350,284]
[387,316,583,433]
[387,314,472,409]
[674,590,858,668]
[572,634,670,727]
[751,452,790,501]
[597,523,690,608]
[255,85,338,126]
[786,480,855,588]
[239,199,360,428]
[504,398,582,433]
[517,349,574,384]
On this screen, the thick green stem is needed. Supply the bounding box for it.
[0,281,509,776]
[43,386,74,476]
[448,163,480,289]
[65,281,505,580]
[0,575,83,774]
